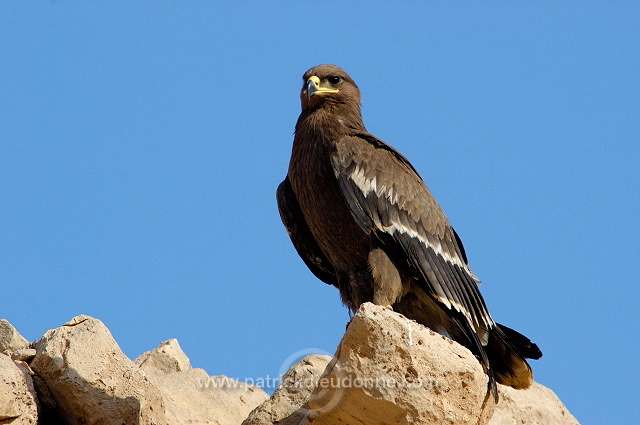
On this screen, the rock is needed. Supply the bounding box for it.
[302,303,496,425]
[252,303,579,425]
[1,309,579,425]
[135,338,191,374]
[148,369,268,425]
[30,314,167,425]
[0,319,30,354]
[0,353,38,424]
[63,314,91,326]
[140,339,269,425]
[243,354,332,425]
[489,382,580,425]
[11,348,37,363]
[30,373,66,424]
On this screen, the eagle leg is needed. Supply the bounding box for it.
[368,248,404,308]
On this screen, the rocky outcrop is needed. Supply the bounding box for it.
[0,319,30,354]
[0,315,267,425]
[31,314,168,425]
[489,383,580,425]
[0,353,38,425]
[0,305,578,425]
[243,354,332,425]
[135,339,192,374]
[245,303,580,425]
[136,338,269,425]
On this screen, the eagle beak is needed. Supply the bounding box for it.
[306,76,339,101]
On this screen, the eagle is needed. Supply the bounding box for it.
[277,64,541,399]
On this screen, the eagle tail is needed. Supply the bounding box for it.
[486,323,542,390]
[394,291,499,401]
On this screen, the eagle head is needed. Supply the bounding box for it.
[300,64,361,111]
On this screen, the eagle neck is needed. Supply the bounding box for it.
[294,102,366,148]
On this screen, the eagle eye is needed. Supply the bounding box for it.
[327,76,343,85]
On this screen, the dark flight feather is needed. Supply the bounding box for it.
[276,178,337,286]
[330,134,493,334]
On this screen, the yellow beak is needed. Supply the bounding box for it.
[306,76,339,100]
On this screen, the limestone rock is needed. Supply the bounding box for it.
[30,314,167,425]
[1,309,579,425]
[252,303,579,425]
[0,319,29,354]
[303,303,496,425]
[489,382,580,425]
[243,354,332,425]
[135,338,191,374]
[11,348,36,363]
[0,353,38,425]
[140,339,269,425]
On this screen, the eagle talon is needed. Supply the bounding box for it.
[345,318,353,331]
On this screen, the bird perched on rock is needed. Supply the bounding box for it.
[277,64,541,399]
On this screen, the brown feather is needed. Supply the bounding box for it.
[278,64,541,395]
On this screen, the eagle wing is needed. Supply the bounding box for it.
[277,177,338,286]
[330,134,494,339]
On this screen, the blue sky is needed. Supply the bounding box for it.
[2,2,638,424]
